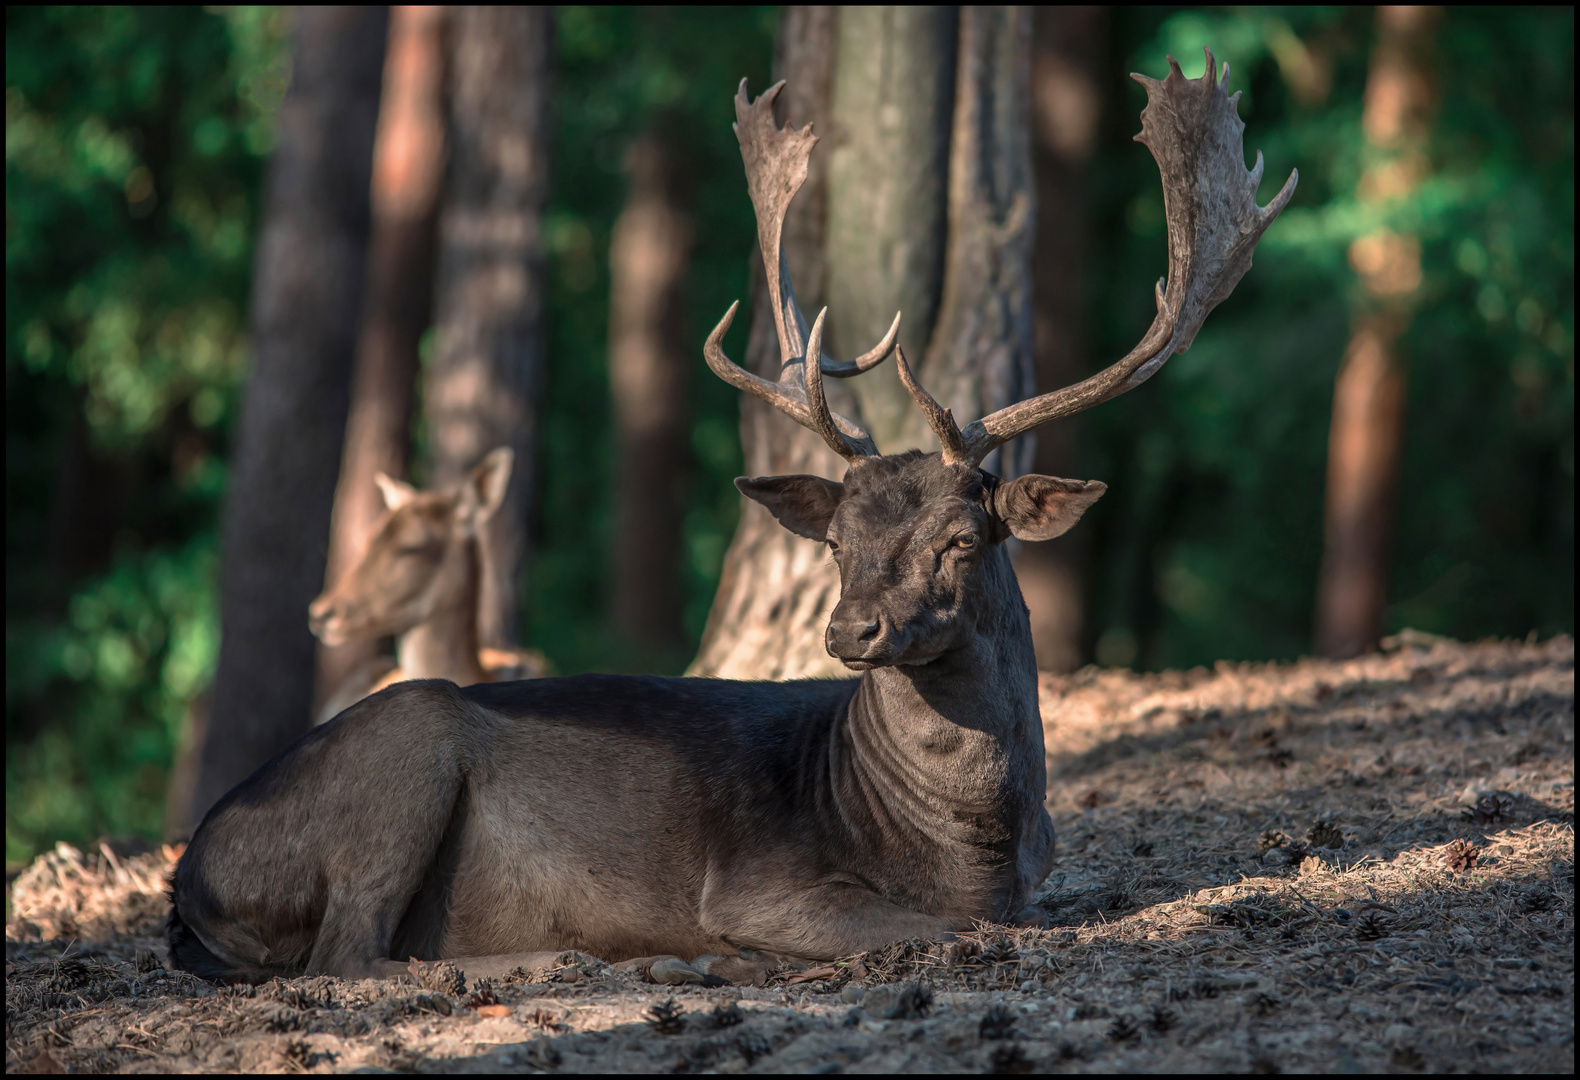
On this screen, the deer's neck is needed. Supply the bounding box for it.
[397,538,487,686]
[835,547,1046,900]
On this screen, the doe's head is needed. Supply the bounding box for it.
[308,448,512,646]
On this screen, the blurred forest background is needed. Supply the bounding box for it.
[6,6,1572,865]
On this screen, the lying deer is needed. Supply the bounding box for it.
[307,448,548,725]
[169,54,1293,987]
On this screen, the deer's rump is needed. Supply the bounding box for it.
[168,674,860,981]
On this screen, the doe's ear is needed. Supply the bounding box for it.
[375,472,419,511]
[458,447,514,525]
[993,474,1107,541]
[736,474,844,542]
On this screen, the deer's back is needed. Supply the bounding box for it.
[419,673,862,958]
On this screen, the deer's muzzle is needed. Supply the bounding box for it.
[308,595,352,646]
[826,607,892,669]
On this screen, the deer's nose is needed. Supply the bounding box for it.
[307,596,340,635]
[826,612,885,662]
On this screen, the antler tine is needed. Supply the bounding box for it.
[956,47,1297,466]
[819,310,902,379]
[801,308,870,459]
[895,345,970,465]
[704,302,878,461]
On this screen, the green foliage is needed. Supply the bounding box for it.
[1078,7,1573,670]
[5,7,287,862]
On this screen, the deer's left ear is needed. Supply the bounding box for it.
[457,447,514,525]
[737,474,844,541]
[993,475,1106,541]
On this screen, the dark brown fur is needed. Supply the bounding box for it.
[169,452,1101,981]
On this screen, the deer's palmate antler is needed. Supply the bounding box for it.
[711,49,1297,466]
[705,80,902,462]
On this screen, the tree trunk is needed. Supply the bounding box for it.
[1015,6,1105,673]
[920,6,1036,480]
[425,5,553,648]
[823,6,957,447]
[690,6,1034,680]
[186,6,386,833]
[315,4,446,711]
[1314,6,1439,658]
[609,132,693,655]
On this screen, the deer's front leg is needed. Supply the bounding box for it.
[700,873,950,962]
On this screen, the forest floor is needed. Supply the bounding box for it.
[6,635,1573,1074]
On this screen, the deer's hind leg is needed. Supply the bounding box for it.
[301,687,495,979]
[179,682,482,982]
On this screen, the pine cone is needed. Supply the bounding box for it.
[1307,821,1344,849]
[465,978,500,1008]
[644,997,686,1035]
[1441,838,1479,873]
[1468,792,1515,828]
[1355,912,1389,941]
[710,1002,744,1028]
[979,1003,1017,1040]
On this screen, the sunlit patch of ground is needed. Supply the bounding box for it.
[7,636,1571,1073]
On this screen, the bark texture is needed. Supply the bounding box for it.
[920,5,1036,480]
[187,6,387,832]
[690,6,1035,680]
[609,133,693,653]
[824,6,956,447]
[425,5,553,647]
[1315,6,1439,658]
[316,4,447,709]
[1015,6,1105,673]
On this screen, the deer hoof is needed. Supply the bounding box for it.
[649,957,705,985]
[1011,904,1051,930]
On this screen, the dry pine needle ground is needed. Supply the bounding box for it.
[6,636,1573,1073]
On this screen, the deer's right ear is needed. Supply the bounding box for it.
[993,475,1107,541]
[375,472,419,511]
[736,475,844,542]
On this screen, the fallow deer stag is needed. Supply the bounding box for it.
[169,53,1293,987]
[308,449,548,726]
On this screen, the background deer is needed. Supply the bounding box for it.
[168,53,1293,987]
[308,448,548,724]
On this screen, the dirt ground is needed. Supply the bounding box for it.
[7,635,1573,1074]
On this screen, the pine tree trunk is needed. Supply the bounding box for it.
[425,5,554,648]
[315,4,446,710]
[609,132,693,656]
[1015,6,1105,673]
[690,6,1034,680]
[1315,6,1439,658]
[187,6,387,831]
